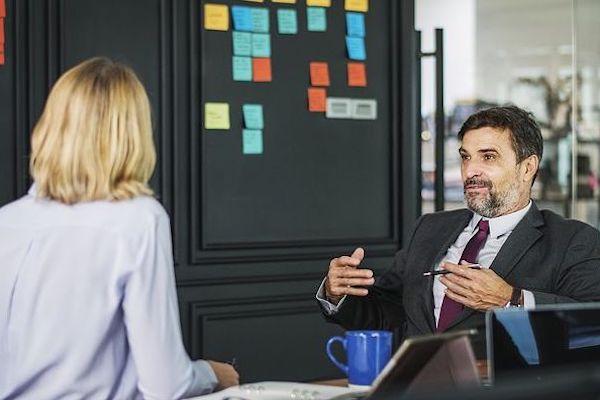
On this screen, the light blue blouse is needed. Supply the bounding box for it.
[0,187,217,399]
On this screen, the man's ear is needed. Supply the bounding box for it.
[522,155,539,183]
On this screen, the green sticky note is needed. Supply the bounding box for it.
[251,8,270,33]
[232,56,252,81]
[243,129,263,154]
[204,103,230,130]
[243,104,264,129]
[277,9,297,34]
[307,7,326,32]
[233,31,252,56]
[251,33,271,57]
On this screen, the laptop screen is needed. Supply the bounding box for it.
[487,304,600,382]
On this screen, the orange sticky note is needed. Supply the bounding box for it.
[253,58,272,82]
[0,51,4,66]
[310,62,330,87]
[0,19,4,45]
[308,88,326,112]
[0,0,5,18]
[347,62,367,87]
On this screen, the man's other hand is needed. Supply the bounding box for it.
[439,261,513,311]
[325,247,375,304]
[207,360,240,390]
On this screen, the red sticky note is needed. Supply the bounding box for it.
[0,51,4,66]
[253,58,272,82]
[0,0,5,18]
[347,62,367,87]
[308,87,326,112]
[0,18,4,45]
[310,62,330,87]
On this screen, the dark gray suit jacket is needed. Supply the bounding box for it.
[320,202,600,358]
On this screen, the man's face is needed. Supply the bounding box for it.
[459,127,529,218]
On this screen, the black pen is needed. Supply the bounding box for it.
[423,264,481,277]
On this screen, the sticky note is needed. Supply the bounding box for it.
[346,36,366,60]
[326,98,353,119]
[0,52,4,65]
[346,12,365,37]
[308,88,326,112]
[307,7,326,32]
[251,8,270,33]
[251,33,271,57]
[243,104,264,129]
[243,0,264,2]
[253,58,272,82]
[272,0,296,3]
[233,31,252,56]
[307,0,331,6]
[310,62,330,87]
[277,9,297,34]
[232,6,253,31]
[204,103,230,129]
[204,4,229,31]
[352,99,377,120]
[347,62,367,87]
[345,0,368,12]
[0,0,5,18]
[0,18,4,45]
[243,129,263,154]
[233,56,252,81]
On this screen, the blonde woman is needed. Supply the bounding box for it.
[0,58,238,399]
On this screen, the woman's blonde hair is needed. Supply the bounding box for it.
[30,57,156,204]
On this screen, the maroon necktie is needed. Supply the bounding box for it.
[436,219,490,332]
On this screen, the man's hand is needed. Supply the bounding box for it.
[207,360,240,390]
[439,262,513,311]
[324,247,375,304]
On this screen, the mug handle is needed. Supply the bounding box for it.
[326,336,348,375]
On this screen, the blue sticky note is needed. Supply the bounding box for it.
[232,56,252,81]
[243,129,263,154]
[231,6,253,32]
[307,7,326,32]
[251,8,270,33]
[251,33,271,57]
[277,9,297,34]
[243,104,264,129]
[346,12,365,37]
[346,36,366,60]
[233,31,252,56]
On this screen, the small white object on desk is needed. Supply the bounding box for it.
[187,381,360,400]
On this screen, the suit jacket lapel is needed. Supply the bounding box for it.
[446,202,545,331]
[419,211,473,332]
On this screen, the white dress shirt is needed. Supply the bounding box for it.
[0,187,217,400]
[317,201,535,324]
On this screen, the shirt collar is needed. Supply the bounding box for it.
[469,200,532,239]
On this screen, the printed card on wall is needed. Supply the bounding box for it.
[326,98,352,119]
[352,99,377,119]
[345,0,368,12]
[307,88,326,112]
[243,129,263,154]
[277,9,297,35]
[204,4,229,31]
[204,103,231,129]
[310,62,330,87]
[252,58,272,82]
[347,62,367,87]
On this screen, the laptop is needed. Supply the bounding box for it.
[331,329,480,399]
[486,303,600,384]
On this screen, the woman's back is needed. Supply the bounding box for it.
[0,189,207,399]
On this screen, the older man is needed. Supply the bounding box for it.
[316,105,600,357]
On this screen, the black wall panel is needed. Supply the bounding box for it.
[0,0,416,383]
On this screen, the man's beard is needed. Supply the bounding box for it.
[463,177,520,218]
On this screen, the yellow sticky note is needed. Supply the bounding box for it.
[243,0,264,2]
[345,0,368,12]
[272,0,296,3]
[204,4,229,31]
[307,0,331,6]
[204,103,230,130]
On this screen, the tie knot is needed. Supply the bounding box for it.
[478,219,489,233]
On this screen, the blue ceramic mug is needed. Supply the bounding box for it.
[326,330,393,386]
